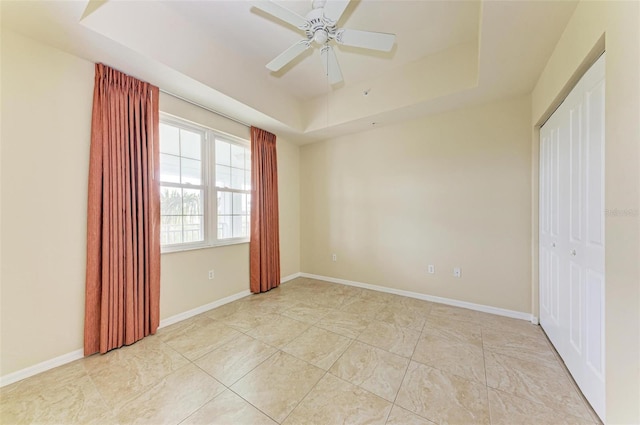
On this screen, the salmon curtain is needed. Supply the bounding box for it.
[250,127,281,293]
[84,64,160,356]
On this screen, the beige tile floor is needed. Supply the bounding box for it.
[0,277,601,425]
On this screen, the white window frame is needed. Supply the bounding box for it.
[160,113,251,253]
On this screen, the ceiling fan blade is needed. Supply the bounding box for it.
[266,41,311,71]
[335,28,396,52]
[250,1,309,29]
[323,0,350,25]
[321,45,343,85]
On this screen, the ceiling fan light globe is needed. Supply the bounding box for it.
[314,30,328,44]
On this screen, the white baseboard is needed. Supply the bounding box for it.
[1,288,255,388]
[159,289,251,329]
[300,272,536,323]
[281,272,302,283]
[158,272,301,329]
[0,349,84,388]
[161,274,303,329]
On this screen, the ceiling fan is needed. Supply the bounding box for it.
[250,0,396,85]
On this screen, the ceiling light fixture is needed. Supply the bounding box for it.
[313,30,329,45]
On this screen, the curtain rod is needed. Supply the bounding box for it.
[159,89,251,128]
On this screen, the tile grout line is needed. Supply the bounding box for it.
[81,366,119,421]
[537,328,603,424]
[277,364,330,424]
[482,346,598,423]
[480,328,493,425]
[181,320,287,424]
[226,381,282,424]
[174,380,227,425]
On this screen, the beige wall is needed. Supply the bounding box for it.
[1,29,94,375]
[531,1,640,423]
[0,30,301,376]
[159,94,301,319]
[276,134,301,278]
[301,96,533,313]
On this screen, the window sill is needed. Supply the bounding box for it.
[161,239,249,255]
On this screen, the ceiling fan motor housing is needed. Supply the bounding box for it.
[305,8,335,45]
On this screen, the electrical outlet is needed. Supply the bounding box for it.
[208,270,214,280]
[332,253,337,262]
[428,265,435,274]
[453,267,461,278]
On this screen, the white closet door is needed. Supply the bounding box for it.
[540,104,567,357]
[539,54,605,420]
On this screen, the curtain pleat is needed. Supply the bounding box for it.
[84,64,160,356]
[250,127,281,293]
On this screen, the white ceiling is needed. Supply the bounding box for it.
[164,0,481,100]
[1,0,579,143]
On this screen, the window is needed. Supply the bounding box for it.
[215,139,251,239]
[159,115,250,252]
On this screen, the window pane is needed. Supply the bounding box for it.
[183,188,202,215]
[160,154,180,183]
[181,158,201,185]
[180,129,201,160]
[245,150,251,171]
[183,215,203,243]
[232,215,245,238]
[216,140,231,166]
[245,170,251,190]
[231,167,244,190]
[242,215,249,237]
[231,144,245,169]
[218,215,232,239]
[218,191,232,215]
[232,193,245,215]
[160,123,179,155]
[216,165,231,188]
[161,215,182,245]
[160,186,183,215]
